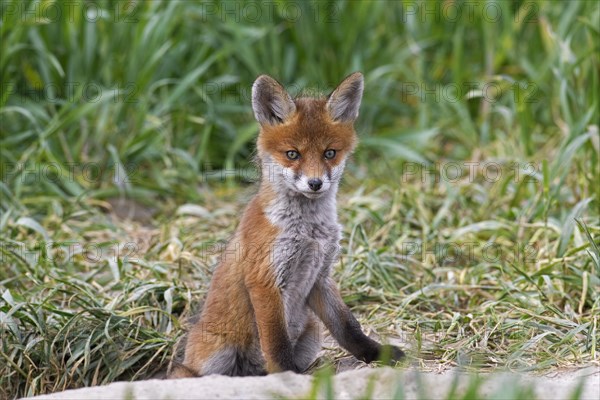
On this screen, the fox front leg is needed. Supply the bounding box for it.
[247,281,301,373]
[308,277,404,364]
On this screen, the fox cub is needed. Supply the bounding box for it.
[170,72,404,378]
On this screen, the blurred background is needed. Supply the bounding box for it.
[1,1,599,398]
[2,0,597,202]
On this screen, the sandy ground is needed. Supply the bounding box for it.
[27,365,599,400]
[25,335,600,399]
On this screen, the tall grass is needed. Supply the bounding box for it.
[2,1,597,205]
[1,0,599,398]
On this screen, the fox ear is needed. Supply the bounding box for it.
[252,75,296,125]
[326,72,364,123]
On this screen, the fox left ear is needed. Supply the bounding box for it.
[326,72,364,123]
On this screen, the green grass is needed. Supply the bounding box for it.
[1,0,599,399]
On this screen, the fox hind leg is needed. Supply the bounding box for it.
[200,346,267,377]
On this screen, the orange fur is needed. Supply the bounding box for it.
[258,98,357,180]
[178,197,281,375]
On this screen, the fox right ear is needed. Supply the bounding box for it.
[252,75,296,125]
[326,72,364,123]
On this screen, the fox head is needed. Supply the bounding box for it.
[251,73,363,199]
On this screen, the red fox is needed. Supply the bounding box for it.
[169,72,404,378]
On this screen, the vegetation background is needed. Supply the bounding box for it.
[1,0,598,398]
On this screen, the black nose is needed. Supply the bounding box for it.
[308,178,323,191]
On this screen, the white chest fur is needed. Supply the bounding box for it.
[264,189,342,339]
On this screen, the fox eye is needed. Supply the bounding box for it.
[324,149,336,159]
[286,150,300,160]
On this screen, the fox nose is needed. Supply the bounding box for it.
[308,178,323,191]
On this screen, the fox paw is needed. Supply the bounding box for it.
[378,344,405,365]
